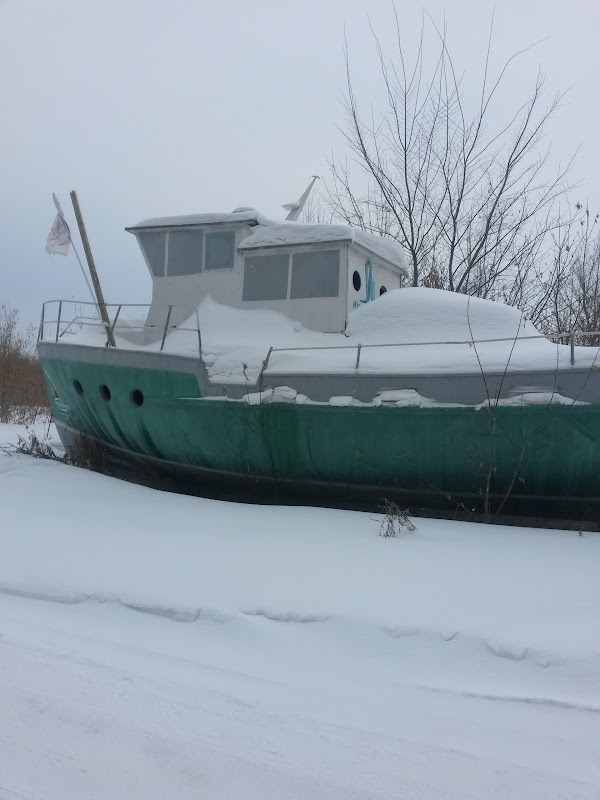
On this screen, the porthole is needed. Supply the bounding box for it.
[379,286,387,296]
[99,384,111,401]
[130,389,144,407]
[73,379,84,395]
[352,270,361,291]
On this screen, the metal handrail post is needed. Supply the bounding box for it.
[160,305,173,352]
[55,301,62,343]
[110,304,123,344]
[355,343,362,370]
[261,346,274,377]
[38,303,46,343]
[571,333,575,366]
[195,307,202,357]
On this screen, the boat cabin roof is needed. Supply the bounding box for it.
[126,210,408,274]
[126,209,261,230]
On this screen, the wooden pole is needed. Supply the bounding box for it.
[69,190,116,348]
[52,194,96,304]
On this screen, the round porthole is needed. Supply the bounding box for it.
[379,286,387,295]
[73,379,84,395]
[130,389,144,407]
[352,271,362,291]
[99,384,111,401]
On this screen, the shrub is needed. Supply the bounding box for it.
[0,305,49,423]
[379,498,416,537]
[1,426,106,473]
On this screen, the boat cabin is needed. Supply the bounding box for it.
[126,209,409,334]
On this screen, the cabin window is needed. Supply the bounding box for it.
[242,254,289,301]
[167,230,204,276]
[290,250,340,299]
[205,231,235,269]
[138,232,166,277]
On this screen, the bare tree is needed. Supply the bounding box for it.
[326,9,574,298]
[531,203,600,338]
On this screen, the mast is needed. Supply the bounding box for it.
[69,190,116,348]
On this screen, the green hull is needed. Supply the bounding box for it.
[39,352,600,511]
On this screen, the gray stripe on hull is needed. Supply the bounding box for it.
[38,341,600,404]
[39,341,213,397]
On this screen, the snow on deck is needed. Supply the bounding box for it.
[1,422,599,798]
[201,288,600,383]
[50,288,600,386]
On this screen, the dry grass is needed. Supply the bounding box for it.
[379,499,416,537]
[0,305,49,423]
[1,426,106,473]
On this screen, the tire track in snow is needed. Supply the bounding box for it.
[0,582,597,701]
[0,584,333,626]
[420,684,600,714]
[0,584,203,623]
[242,609,332,623]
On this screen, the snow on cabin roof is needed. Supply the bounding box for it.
[126,210,408,273]
[125,209,261,230]
[238,220,408,274]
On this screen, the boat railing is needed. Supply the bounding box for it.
[39,299,600,370]
[261,330,600,374]
[38,300,202,356]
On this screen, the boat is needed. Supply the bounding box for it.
[37,193,600,519]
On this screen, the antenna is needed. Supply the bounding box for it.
[282,175,320,221]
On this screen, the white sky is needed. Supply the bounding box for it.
[1,0,599,324]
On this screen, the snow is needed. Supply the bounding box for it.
[203,289,600,384]
[328,395,357,406]
[477,392,588,409]
[238,218,408,272]
[198,298,333,382]
[126,209,262,229]
[346,285,539,343]
[238,387,585,408]
[125,210,408,273]
[373,388,468,407]
[241,386,298,405]
[1,422,600,798]
[48,289,600,389]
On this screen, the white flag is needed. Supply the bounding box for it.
[45,213,70,256]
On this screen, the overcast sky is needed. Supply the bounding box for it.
[1,0,599,324]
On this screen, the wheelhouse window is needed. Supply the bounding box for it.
[139,227,236,277]
[205,231,235,269]
[138,231,166,277]
[290,250,340,298]
[167,230,204,276]
[242,254,289,301]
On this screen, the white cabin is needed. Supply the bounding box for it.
[126,209,409,334]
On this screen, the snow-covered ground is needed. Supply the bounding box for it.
[1,422,599,799]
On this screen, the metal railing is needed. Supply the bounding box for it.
[38,299,600,370]
[260,330,600,373]
[38,300,202,357]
